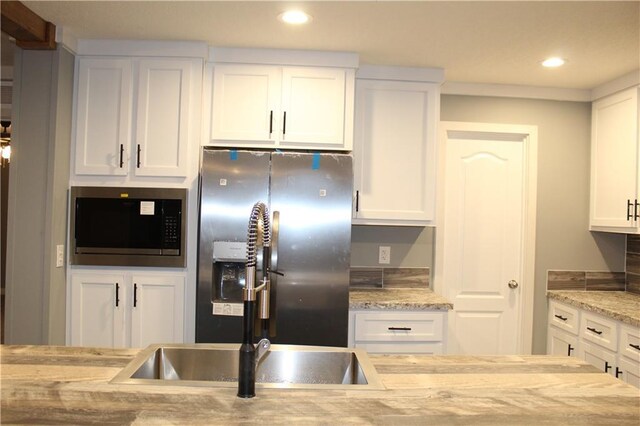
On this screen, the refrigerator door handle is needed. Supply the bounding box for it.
[271,211,280,274]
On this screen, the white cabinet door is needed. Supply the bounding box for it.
[74,58,132,175]
[70,273,127,347]
[579,340,617,377]
[208,64,353,150]
[280,67,348,148]
[130,274,184,348]
[210,64,280,143]
[353,80,438,224]
[616,356,640,388]
[590,86,639,233]
[547,326,579,357]
[134,59,192,177]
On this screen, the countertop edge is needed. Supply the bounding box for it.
[547,291,640,328]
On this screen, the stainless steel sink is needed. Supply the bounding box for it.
[111,343,385,390]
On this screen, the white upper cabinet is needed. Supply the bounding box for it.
[204,49,357,150]
[74,58,132,176]
[73,56,200,179]
[353,68,441,225]
[590,86,640,233]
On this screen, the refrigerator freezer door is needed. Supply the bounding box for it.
[196,150,270,342]
[270,152,353,347]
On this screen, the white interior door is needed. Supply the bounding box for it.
[440,127,532,355]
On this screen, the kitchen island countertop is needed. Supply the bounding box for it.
[547,290,640,327]
[1,345,638,425]
[349,288,453,310]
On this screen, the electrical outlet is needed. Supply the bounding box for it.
[379,246,391,264]
[56,244,64,268]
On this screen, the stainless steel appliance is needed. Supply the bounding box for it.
[196,149,352,347]
[70,186,186,267]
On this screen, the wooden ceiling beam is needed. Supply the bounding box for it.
[1,1,56,50]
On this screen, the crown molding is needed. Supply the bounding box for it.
[441,81,591,102]
[591,70,640,101]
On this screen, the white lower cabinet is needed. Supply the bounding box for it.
[348,310,446,354]
[547,299,640,388]
[69,271,184,348]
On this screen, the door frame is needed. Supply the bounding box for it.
[433,121,538,354]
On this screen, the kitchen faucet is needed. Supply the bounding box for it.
[238,201,274,398]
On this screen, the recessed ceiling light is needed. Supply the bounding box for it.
[542,57,565,68]
[279,10,311,25]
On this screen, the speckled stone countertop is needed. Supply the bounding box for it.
[2,345,639,424]
[547,291,640,327]
[349,288,453,310]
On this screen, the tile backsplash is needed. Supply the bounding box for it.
[627,235,640,294]
[350,267,429,289]
[547,270,625,291]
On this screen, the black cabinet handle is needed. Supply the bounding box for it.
[269,110,273,137]
[554,314,568,321]
[282,111,287,136]
[615,367,623,378]
[133,283,138,308]
[567,344,574,357]
[115,283,120,307]
[587,326,603,335]
[388,327,412,331]
[355,190,359,212]
[119,144,124,168]
[635,199,639,221]
[604,361,612,373]
[627,199,633,220]
[629,343,640,351]
[136,144,141,168]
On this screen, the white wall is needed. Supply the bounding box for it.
[351,225,434,268]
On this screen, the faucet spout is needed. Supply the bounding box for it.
[238,202,273,399]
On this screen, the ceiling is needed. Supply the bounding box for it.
[7,1,640,90]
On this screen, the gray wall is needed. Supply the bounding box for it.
[440,95,626,354]
[4,46,74,344]
[351,225,434,268]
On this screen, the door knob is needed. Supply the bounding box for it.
[508,280,519,289]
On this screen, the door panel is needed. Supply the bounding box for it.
[443,134,525,355]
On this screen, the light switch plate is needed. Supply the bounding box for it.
[379,246,391,264]
[56,244,64,268]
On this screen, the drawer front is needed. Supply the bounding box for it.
[580,311,618,352]
[548,300,580,335]
[619,324,640,363]
[354,312,444,342]
[355,341,444,355]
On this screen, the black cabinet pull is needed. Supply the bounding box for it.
[635,199,639,221]
[587,326,603,335]
[282,111,287,136]
[567,344,574,357]
[629,343,640,351]
[388,327,412,331]
[115,283,120,307]
[604,361,612,373]
[133,283,138,308]
[627,199,633,220]
[554,314,568,321]
[119,144,124,168]
[615,367,623,378]
[269,110,273,137]
[136,144,141,168]
[355,190,359,212]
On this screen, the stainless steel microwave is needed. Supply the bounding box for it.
[70,187,187,267]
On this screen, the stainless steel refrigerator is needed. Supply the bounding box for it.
[196,149,352,347]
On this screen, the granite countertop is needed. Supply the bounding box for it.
[349,288,453,310]
[2,345,639,424]
[547,291,640,327]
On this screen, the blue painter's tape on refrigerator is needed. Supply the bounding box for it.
[312,153,321,170]
[230,150,238,160]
